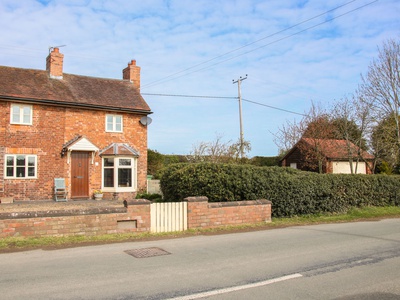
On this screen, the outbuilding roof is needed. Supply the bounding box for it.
[297,138,374,160]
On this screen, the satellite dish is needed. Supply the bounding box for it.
[140,116,152,126]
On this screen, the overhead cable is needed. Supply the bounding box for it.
[141,93,236,99]
[142,92,306,116]
[242,98,307,116]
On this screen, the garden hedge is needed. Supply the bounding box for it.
[159,163,400,217]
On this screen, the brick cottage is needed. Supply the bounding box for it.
[0,48,152,202]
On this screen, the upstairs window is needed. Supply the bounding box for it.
[106,114,123,132]
[5,155,37,178]
[11,104,32,125]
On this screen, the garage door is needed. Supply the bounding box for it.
[332,161,366,174]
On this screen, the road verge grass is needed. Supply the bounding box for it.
[1,206,400,252]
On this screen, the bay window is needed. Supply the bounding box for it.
[102,157,137,191]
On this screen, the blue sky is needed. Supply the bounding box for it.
[0,0,399,157]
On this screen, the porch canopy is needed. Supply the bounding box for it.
[99,143,139,156]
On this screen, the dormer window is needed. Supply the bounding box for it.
[10,104,32,125]
[106,114,123,132]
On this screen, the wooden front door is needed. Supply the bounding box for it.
[71,152,89,198]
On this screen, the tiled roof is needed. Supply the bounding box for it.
[0,66,151,113]
[62,135,98,151]
[99,143,139,156]
[301,138,374,160]
[62,135,84,148]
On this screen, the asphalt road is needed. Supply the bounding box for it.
[1,219,399,300]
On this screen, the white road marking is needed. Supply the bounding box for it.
[167,273,303,300]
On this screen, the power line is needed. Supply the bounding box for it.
[242,98,307,116]
[141,93,236,99]
[142,92,307,116]
[142,0,376,89]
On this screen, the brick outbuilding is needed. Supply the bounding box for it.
[0,48,152,201]
[280,138,374,174]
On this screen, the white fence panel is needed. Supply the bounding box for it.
[150,202,188,233]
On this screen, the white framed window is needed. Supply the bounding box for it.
[5,154,37,178]
[10,104,32,125]
[102,156,137,192]
[290,162,297,169]
[106,114,123,132]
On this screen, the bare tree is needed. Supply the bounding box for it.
[331,95,375,173]
[228,139,252,162]
[273,102,327,152]
[359,38,400,167]
[371,115,400,172]
[272,118,304,154]
[299,106,334,173]
[353,91,378,171]
[186,141,209,163]
[187,134,251,164]
[331,97,356,173]
[274,102,335,173]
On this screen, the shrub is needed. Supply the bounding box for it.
[135,192,163,202]
[160,163,400,217]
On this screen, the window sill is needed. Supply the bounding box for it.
[103,188,136,193]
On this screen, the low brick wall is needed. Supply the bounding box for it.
[185,196,271,229]
[0,200,151,238]
[0,197,272,238]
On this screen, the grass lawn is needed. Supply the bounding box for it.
[1,206,399,253]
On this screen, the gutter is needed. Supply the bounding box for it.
[0,95,153,115]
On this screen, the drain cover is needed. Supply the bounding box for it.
[125,247,171,258]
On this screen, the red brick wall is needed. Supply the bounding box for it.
[0,146,4,193]
[63,107,148,198]
[185,196,272,229]
[123,60,141,90]
[0,202,151,238]
[46,47,64,78]
[0,198,272,238]
[0,101,148,201]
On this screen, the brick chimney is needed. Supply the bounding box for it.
[123,60,141,90]
[46,47,64,79]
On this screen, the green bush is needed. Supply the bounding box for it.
[160,163,400,217]
[135,192,163,202]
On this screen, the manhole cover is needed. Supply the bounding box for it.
[125,247,171,258]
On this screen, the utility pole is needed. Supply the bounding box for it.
[232,74,247,159]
